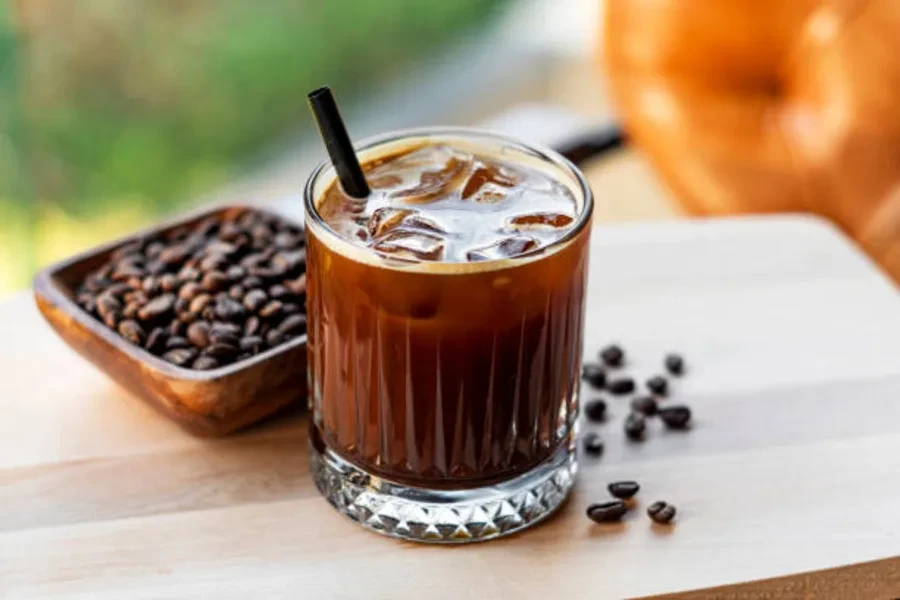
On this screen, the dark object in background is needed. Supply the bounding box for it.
[586,500,629,523]
[607,377,635,395]
[582,363,607,389]
[660,405,692,429]
[665,353,685,376]
[582,432,604,456]
[72,208,307,369]
[624,412,646,440]
[608,480,640,499]
[600,344,625,367]
[33,206,308,437]
[647,501,676,524]
[584,399,608,422]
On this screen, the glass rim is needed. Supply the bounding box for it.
[303,126,594,273]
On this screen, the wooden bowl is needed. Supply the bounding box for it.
[32,205,307,437]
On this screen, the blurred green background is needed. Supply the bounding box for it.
[0,0,510,295]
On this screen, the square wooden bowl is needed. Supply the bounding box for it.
[32,205,307,437]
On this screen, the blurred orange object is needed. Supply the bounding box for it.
[603,0,900,282]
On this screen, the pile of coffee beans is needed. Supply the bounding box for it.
[586,479,676,525]
[74,209,307,370]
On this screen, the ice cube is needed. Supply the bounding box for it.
[372,229,446,262]
[461,164,518,200]
[373,145,473,204]
[402,215,446,234]
[367,174,403,189]
[507,212,574,230]
[466,236,539,262]
[367,207,414,239]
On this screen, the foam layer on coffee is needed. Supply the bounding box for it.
[316,143,579,264]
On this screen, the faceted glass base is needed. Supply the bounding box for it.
[309,438,577,544]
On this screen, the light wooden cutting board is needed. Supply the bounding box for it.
[1,215,899,599]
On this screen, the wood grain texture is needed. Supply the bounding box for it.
[2,214,900,599]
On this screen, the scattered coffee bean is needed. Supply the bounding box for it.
[607,377,635,395]
[647,501,676,524]
[581,363,606,389]
[584,399,607,423]
[659,405,692,429]
[646,375,668,396]
[630,396,658,416]
[608,481,640,499]
[76,208,307,370]
[600,344,624,367]
[582,432,604,456]
[665,353,684,376]
[624,412,646,440]
[586,500,628,523]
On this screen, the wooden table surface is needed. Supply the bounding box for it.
[2,215,900,599]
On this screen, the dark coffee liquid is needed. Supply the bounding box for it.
[307,141,590,488]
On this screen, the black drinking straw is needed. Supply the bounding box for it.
[307,86,371,198]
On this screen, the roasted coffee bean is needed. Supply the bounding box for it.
[285,275,307,295]
[145,327,167,353]
[665,353,684,376]
[186,321,211,348]
[243,289,267,312]
[219,221,243,241]
[624,412,646,440]
[117,320,145,345]
[647,501,676,524]
[96,295,122,321]
[272,249,305,272]
[265,329,284,347]
[162,347,197,366]
[194,217,219,238]
[600,344,624,367]
[281,302,301,315]
[239,336,264,353]
[242,275,263,289]
[102,310,121,329]
[607,377,635,395]
[646,375,668,396]
[159,245,189,266]
[79,295,97,314]
[174,296,190,316]
[278,314,306,336]
[214,296,245,321]
[273,232,299,249]
[244,316,261,337]
[211,321,242,338]
[165,336,190,350]
[201,305,216,321]
[159,273,178,293]
[268,284,288,299]
[659,406,692,429]
[145,241,165,258]
[122,302,140,319]
[608,481,640,499]
[584,399,607,422]
[102,283,131,298]
[123,290,148,306]
[209,328,240,347]
[166,226,189,242]
[178,281,202,301]
[586,500,628,523]
[125,275,144,290]
[228,284,245,301]
[146,260,166,276]
[201,270,228,292]
[177,265,202,283]
[111,240,144,261]
[167,319,185,337]
[226,265,246,281]
[582,432,604,456]
[111,263,145,282]
[85,275,110,293]
[581,363,606,389]
[142,276,161,295]
[189,293,212,315]
[137,294,175,321]
[192,356,219,370]
[205,342,238,359]
[240,253,267,270]
[631,396,658,416]
[259,300,283,319]
[207,240,237,256]
[200,254,227,272]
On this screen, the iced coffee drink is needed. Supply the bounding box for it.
[305,129,592,542]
